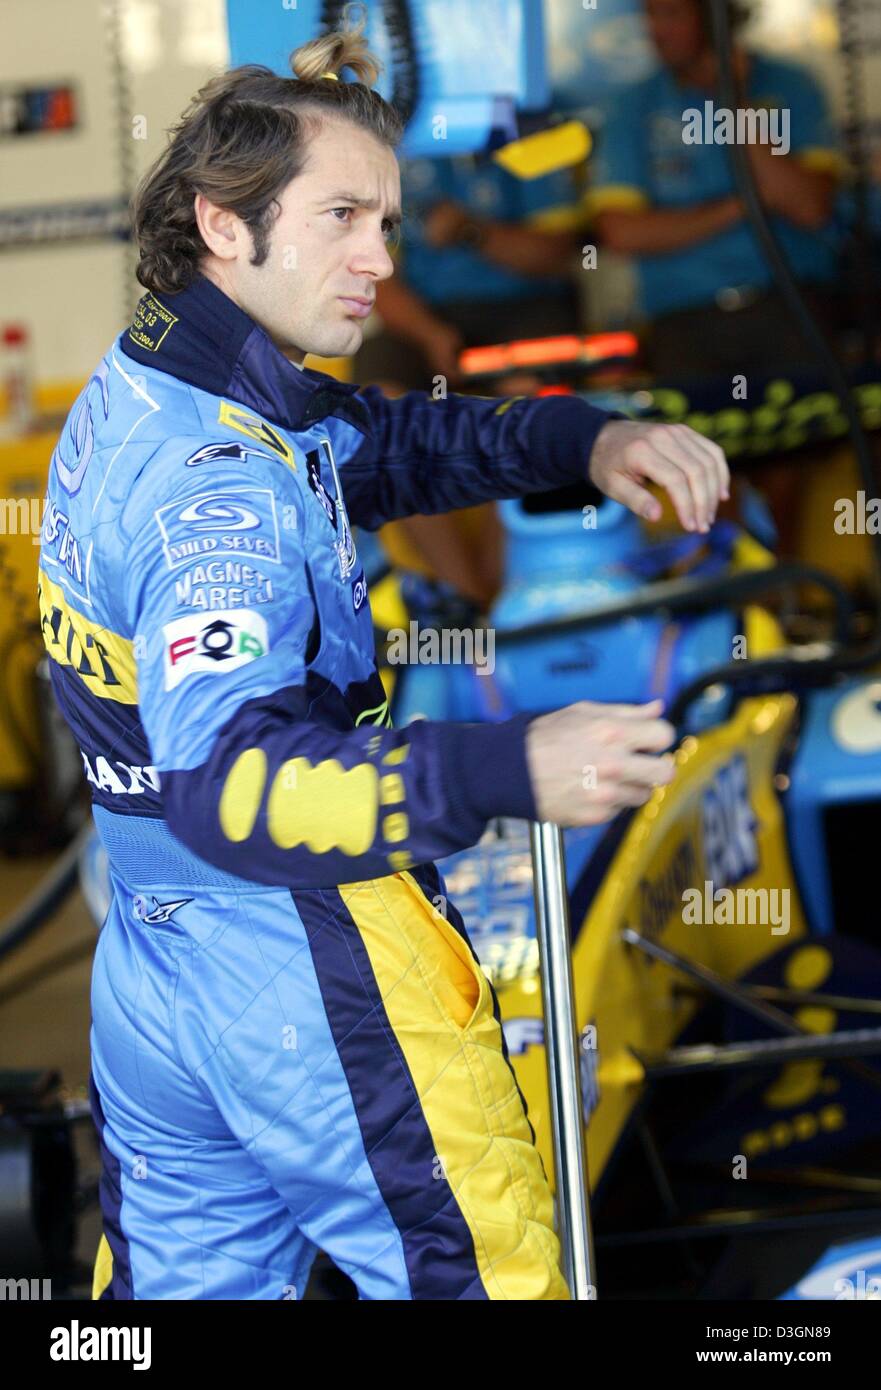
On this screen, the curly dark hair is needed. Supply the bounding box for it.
[131,5,404,295]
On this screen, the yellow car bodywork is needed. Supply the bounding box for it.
[500,677,809,1189]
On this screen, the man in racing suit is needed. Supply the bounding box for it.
[39,32,728,1301]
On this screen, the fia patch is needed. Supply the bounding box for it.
[129,292,178,352]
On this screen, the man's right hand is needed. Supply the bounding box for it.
[526,698,676,827]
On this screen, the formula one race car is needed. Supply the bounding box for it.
[364,427,881,1300]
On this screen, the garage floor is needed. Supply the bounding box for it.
[0,850,354,1301]
[0,852,101,1297]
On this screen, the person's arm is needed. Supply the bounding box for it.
[595,195,744,254]
[745,145,836,229]
[372,277,465,385]
[339,389,615,531]
[372,275,453,349]
[422,199,577,276]
[475,219,577,276]
[741,64,841,230]
[125,441,539,889]
[339,391,729,536]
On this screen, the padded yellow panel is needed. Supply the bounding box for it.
[492,120,592,179]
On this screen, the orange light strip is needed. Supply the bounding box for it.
[459,331,638,376]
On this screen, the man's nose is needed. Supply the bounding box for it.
[351,226,395,281]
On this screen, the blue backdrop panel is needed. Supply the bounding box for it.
[225,0,548,157]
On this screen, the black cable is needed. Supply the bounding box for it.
[708,0,881,593]
[835,0,878,366]
[319,0,420,125]
[381,0,420,127]
[0,822,92,966]
[0,936,95,1009]
[491,560,854,647]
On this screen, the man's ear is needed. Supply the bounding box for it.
[194,193,239,260]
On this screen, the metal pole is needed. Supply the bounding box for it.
[529,820,596,1299]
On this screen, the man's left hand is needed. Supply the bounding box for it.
[589,421,730,533]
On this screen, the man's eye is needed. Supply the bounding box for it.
[330,207,397,239]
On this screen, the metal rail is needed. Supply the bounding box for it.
[530,821,596,1299]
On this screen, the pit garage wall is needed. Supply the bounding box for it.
[2,0,880,394]
[0,0,229,397]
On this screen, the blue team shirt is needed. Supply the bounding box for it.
[397,154,582,306]
[588,54,842,317]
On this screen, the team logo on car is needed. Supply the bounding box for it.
[701,754,759,889]
[503,1017,544,1056]
[162,609,270,690]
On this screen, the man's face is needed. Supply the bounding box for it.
[207,116,401,362]
[645,0,706,71]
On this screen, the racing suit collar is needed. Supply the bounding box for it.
[119,272,370,434]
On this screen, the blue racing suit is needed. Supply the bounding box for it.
[39,272,613,1299]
